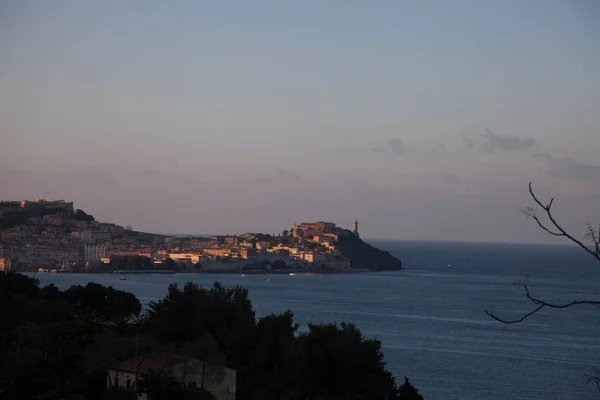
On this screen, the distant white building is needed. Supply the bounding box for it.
[107,353,237,400]
[84,243,108,262]
[169,252,201,263]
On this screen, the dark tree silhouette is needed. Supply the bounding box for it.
[101,386,137,400]
[485,182,600,324]
[397,377,424,400]
[1,273,424,399]
[162,258,177,271]
[270,260,288,270]
[141,281,417,399]
[74,209,95,222]
[62,282,142,321]
[0,272,143,400]
[293,322,398,399]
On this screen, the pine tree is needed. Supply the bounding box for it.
[397,377,424,400]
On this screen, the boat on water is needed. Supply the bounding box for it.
[289,273,294,276]
[118,277,126,281]
[266,278,270,283]
[241,274,246,277]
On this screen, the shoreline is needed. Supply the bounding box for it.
[28,268,395,275]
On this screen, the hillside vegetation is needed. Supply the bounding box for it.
[337,230,403,271]
[0,272,423,399]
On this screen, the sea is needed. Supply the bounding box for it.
[27,240,600,400]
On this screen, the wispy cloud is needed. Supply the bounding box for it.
[534,153,600,186]
[388,138,408,155]
[371,146,387,153]
[371,140,446,156]
[463,129,537,152]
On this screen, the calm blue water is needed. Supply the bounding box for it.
[28,240,600,400]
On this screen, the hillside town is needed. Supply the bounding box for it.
[0,199,362,274]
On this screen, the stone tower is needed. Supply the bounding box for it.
[352,218,358,236]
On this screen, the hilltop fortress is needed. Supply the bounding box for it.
[292,219,359,238]
[0,199,75,215]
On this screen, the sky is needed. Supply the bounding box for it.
[1,1,599,243]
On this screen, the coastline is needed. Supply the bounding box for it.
[29,268,386,275]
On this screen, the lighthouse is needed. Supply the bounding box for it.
[352,218,359,237]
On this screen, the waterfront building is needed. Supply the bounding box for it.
[0,257,12,272]
[84,242,108,262]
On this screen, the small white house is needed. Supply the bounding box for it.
[107,352,236,400]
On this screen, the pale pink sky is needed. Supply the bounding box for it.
[1,1,599,243]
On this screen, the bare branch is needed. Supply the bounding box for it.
[485,282,600,324]
[485,304,545,324]
[527,182,600,262]
[520,207,563,236]
[585,223,600,257]
[488,182,599,325]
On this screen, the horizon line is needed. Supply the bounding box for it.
[155,232,577,248]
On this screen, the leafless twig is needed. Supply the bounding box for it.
[521,182,600,262]
[488,182,600,324]
[485,282,600,324]
[486,181,600,396]
[584,223,600,261]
